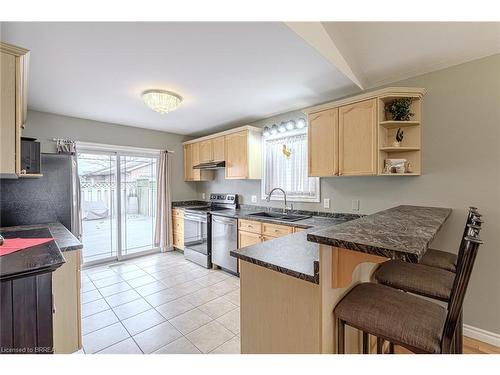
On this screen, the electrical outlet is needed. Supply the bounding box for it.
[201,193,206,200]
[352,199,360,211]
[323,198,330,209]
[251,195,257,203]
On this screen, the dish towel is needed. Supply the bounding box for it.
[0,238,53,257]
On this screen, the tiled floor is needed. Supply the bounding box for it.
[79,251,241,354]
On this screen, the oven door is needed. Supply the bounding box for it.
[183,212,208,255]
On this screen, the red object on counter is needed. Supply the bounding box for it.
[0,238,53,257]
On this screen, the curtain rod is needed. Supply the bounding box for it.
[51,139,174,153]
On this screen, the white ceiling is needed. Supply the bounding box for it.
[2,22,499,136]
[0,22,358,136]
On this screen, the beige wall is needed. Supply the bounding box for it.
[198,54,500,335]
[23,110,198,201]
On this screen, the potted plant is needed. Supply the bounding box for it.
[385,98,414,121]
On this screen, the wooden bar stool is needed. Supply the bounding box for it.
[373,208,483,353]
[334,232,483,354]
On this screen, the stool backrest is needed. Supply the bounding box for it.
[441,221,483,353]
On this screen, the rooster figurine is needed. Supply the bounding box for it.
[282,144,292,159]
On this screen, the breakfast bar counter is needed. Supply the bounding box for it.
[233,205,452,354]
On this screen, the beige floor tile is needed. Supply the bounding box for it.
[82,322,130,354]
[82,309,119,335]
[92,274,124,288]
[186,321,234,354]
[195,273,229,287]
[108,263,140,274]
[216,308,240,335]
[133,321,182,353]
[97,338,143,354]
[87,269,115,280]
[121,309,166,335]
[98,281,132,297]
[198,297,237,319]
[135,280,169,297]
[105,289,141,308]
[174,280,205,296]
[210,336,241,354]
[182,288,220,307]
[155,298,195,320]
[169,308,213,335]
[119,269,149,281]
[222,289,240,306]
[154,337,201,354]
[81,298,110,318]
[112,298,152,320]
[212,278,239,296]
[144,287,184,307]
[81,289,102,304]
[80,281,97,293]
[127,275,158,288]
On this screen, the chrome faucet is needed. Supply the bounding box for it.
[266,187,292,214]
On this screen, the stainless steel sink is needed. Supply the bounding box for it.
[246,211,311,222]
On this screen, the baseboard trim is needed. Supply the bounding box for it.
[464,324,500,347]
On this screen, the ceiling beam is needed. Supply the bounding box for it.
[285,22,365,90]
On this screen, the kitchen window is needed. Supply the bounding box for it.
[261,128,320,203]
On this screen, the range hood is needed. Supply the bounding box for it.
[193,161,226,170]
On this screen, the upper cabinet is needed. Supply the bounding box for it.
[305,87,425,177]
[308,108,338,177]
[338,99,377,176]
[0,42,29,179]
[183,126,261,182]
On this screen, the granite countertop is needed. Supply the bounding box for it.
[0,222,82,252]
[230,216,353,284]
[0,227,66,280]
[307,205,452,263]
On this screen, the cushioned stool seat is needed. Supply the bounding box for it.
[420,248,458,273]
[373,260,454,302]
[334,283,447,353]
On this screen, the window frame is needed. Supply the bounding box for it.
[260,128,320,203]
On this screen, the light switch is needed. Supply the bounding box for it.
[323,198,330,209]
[352,199,360,211]
[251,195,257,203]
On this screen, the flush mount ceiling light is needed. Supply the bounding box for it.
[142,90,182,114]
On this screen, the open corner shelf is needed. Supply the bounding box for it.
[379,120,420,129]
[18,173,43,178]
[379,147,420,152]
[378,172,420,176]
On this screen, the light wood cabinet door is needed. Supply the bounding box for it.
[225,131,248,179]
[308,108,338,176]
[52,249,81,353]
[212,136,225,161]
[183,144,194,181]
[262,223,293,238]
[238,219,262,234]
[199,140,213,163]
[238,230,262,248]
[339,99,377,176]
[191,142,202,180]
[1,52,17,175]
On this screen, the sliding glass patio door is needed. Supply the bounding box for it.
[78,148,159,265]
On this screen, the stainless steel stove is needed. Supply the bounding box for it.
[183,194,238,268]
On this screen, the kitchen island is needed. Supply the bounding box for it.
[231,205,452,354]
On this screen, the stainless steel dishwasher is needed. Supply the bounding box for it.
[211,214,238,275]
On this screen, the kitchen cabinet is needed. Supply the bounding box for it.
[172,208,184,250]
[0,42,29,178]
[225,130,262,179]
[183,143,213,182]
[338,99,378,176]
[238,219,297,248]
[212,136,225,161]
[308,108,338,177]
[199,139,213,163]
[52,249,81,354]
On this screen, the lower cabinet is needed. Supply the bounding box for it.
[237,219,297,248]
[172,209,184,250]
[52,249,82,354]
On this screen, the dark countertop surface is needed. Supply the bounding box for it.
[0,222,82,252]
[230,215,354,284]
[0,227,66,280]
[307,205,452,263]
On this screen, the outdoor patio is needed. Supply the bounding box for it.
[82,214,156,263]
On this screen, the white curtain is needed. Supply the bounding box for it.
[56,139,82,240]
[154,150,173,252]
[262,132,319,201]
